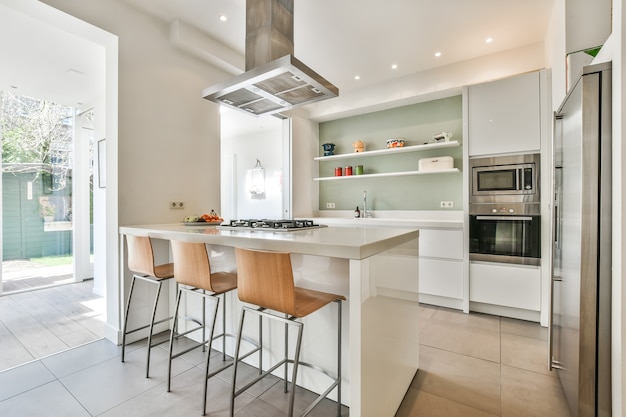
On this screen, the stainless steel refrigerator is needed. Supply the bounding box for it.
[551,62,612,417]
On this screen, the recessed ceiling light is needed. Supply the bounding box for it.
[434,52,442,57]
[9,85,17,89]
[355,75,360,80]
[486,37,493,44]
[67,69,84,76]
[391,64,398,70]
[219,14,228,22]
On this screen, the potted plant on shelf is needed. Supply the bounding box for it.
[40,200,56,222]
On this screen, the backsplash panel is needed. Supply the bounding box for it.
[318,96,463,211]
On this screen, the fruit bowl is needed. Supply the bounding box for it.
[386,138,405,148]
[182,210,224,225]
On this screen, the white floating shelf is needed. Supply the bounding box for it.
[314,140,460,161]
[314,168,460,181]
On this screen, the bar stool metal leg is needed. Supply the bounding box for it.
[120,274,138,364]
[202,295,220,416]
[336,300,342,417]
[145,280,163,378]
[121,274,172,379]
[288,319,304,417]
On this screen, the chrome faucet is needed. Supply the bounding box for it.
[363,191,372,218]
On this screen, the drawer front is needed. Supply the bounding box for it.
[419,229,463,259]
[470,262,540,311]
[419,258,463,299]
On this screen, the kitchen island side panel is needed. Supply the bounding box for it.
[351,237,420,417]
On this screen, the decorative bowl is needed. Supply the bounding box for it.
[386,138,405,148]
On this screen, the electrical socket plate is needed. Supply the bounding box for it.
[440,201,453,208]
[326,203,335,208]
[170,201,185,209]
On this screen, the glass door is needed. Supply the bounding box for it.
[0,91,92,294]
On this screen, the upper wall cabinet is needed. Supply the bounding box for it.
[468,71,541,156]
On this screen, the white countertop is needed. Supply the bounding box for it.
[119,223,419,260]
[314,210,464,229]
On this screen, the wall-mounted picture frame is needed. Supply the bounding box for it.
[98,139,106,188]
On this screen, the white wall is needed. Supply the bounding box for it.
[291,114,320,218]
[546,0,567,110]
[220,110,287,220]
[566,0,612,54]
[606,0,625,413]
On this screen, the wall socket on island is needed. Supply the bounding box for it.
[440,201,453,208]
[170,201,185,209]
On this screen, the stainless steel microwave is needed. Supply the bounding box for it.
[470,153,540,204]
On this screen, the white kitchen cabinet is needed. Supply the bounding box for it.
[419,258,463,299]
[469,262,541,312]
[418,228,464,309]
[468,71,541,156]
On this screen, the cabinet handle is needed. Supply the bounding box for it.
[475,216,533,221]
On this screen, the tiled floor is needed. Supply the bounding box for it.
[396,304,572,417]
[0,282,571,416]
[0,280,105,372]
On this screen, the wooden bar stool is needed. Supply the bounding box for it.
[121,235,175,378]
[167,240,245,416]
[230,247,346,417]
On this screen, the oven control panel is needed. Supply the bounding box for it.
[470,202,540,216]
[491,207,517,214]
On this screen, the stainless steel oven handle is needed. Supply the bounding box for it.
[474,216,533,221]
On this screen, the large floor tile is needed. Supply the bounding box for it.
[501,364,571,417]
[258,379,348,417]
[0,322,35,372]
[501,317,548,341]
[99,365,249,417]
[236,396,288,417]
[411,345,501,415]
[417,304,437,333]
[395,388,499,417]
[0,360,56,402]
[59,344,196,416]
[432,308,501,332]
[419,316,501,362]
[0,380,90,417]
[501,332,554,376]
[41,338,120,378]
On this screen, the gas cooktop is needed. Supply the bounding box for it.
[218,219,327,232]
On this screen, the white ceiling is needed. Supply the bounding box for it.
[0,0,555,109]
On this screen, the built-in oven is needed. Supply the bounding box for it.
[469,153,541,266]
[469,203,541,266]
[470,153,540,204]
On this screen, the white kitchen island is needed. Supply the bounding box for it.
[119,223,419,417]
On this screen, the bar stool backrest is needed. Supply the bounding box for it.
[126,235,157,277]
[234,247,297,316]
[170,240,215,291]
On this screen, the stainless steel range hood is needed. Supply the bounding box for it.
[202,0,338,117]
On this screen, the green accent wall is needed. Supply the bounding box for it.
[318,96,463,211]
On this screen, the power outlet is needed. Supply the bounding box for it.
[170,201,185,209]
[440,201,453,208]
[326,203,335,208]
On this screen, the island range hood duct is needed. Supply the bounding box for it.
[202,0,338,117]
